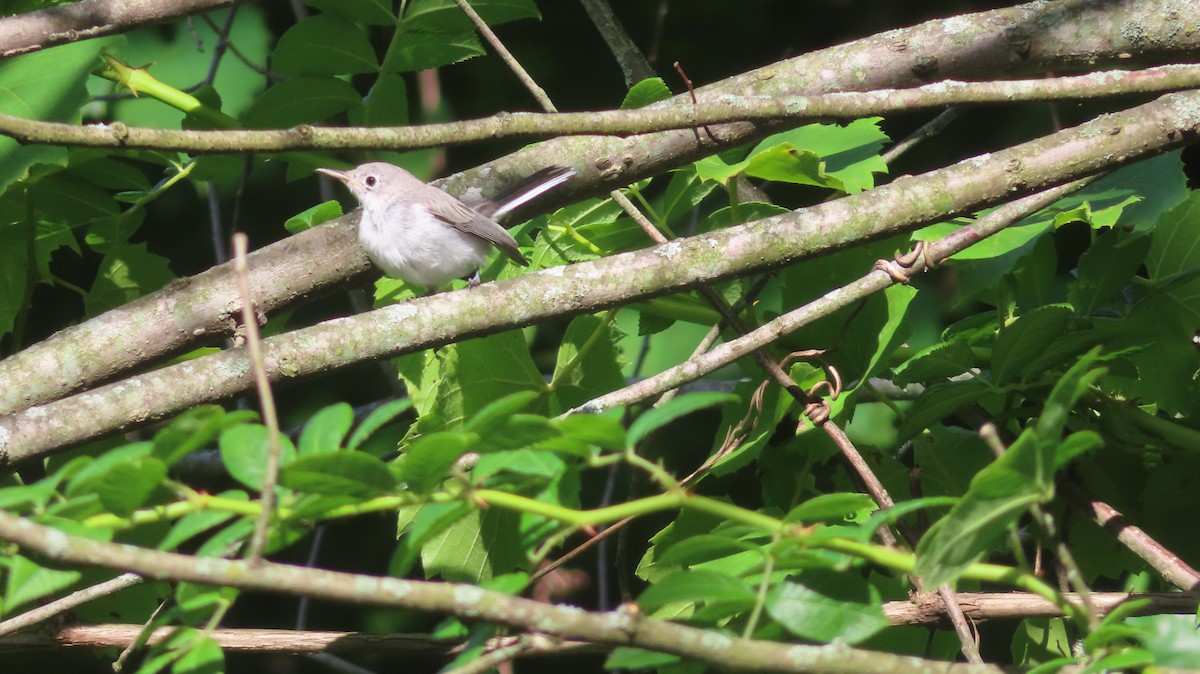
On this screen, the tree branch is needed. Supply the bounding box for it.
[0,0,1192,418]
[0,510,1169,674]
[3,88,1198,461]
[0,0,251,58]
[6,65,1200,154]
[579,0,655,87]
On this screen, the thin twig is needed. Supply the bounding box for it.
[881,108,961,164]
[7,65,1200,154]
[0,573,143,637]
[452,0,557,112]
[1062,481,1200,591]
[579,0,655,87]
[234,232,282,564]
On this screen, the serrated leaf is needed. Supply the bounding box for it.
[1147,190,1200,283]
[284,200,342,233]
[0,40,109,192]
[402,0,541,32]
[421,506,523,582]
[382,28,483,72]
[464,390,540,435]
[273,15,378,76]
[622,77,671,109]
[302,0,395,25]
[4,555,82,613]
[766,569,887,644]
[627,392,739,447]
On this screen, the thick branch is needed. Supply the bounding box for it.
[2,590,1193,652]
[3,89,1198,461]
[0,0,250,57]
[5,66,1200,153]
[0,0,1191,417]
[0,512,1057,674]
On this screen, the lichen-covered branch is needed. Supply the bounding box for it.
[3,89,1198,462]
[0,0,251,57]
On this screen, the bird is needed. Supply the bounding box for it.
[316,162,573,290]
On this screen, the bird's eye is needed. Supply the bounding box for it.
[364,175,377,188]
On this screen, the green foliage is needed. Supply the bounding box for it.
[2,2,1198,672]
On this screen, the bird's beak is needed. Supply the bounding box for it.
[316,167,359,189]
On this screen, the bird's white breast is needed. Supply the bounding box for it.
[359,202,492,287]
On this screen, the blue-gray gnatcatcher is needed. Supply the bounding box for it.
[316,163,573,289]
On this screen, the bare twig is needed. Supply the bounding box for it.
[881,108,962,164]
[6,66,1200,154]
[453,0,557,112]
[234,233,282,564]
[579,0,655,87]
[1062,481,1200,591]
[0,573,142,637]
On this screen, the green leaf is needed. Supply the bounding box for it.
[85,243,175,316]
[549,314,626,413]
[421,507,524,582]
[350,73,409,126]
[1147,190,1200,283]
[218,424,298,491]
[152,406,258,467]
[915,428,994,497]
[893,341,976,386]
[284,200,343,234]
[766,569,888,644]
[627,392,739,448]
[298,402,354,454]
[172,633,225,674]
[464,390,540,435]
[697,119,888,192]
[1068,232,1150,315]
[93,457,168,516]
[280,451,397,496]
[402,0,541,31]
[381,27,483,73]
[991,305,1073,385]
[785,493,877,524]
[419,330,546,432]
[273,15,378,76]
[346,398,413,450]
[302,0,396,25]
[622,77,672,109]
[159,496,244,551]
[637,570,756,611]
[243,76,362,128]
[4,554,82,613]
[605,647,681,670]
[897,380,991,441]
[400,431,476,494]
[0,40,109,193]
[553,414,626,450]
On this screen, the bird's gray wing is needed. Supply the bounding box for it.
[426,190,528,266]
